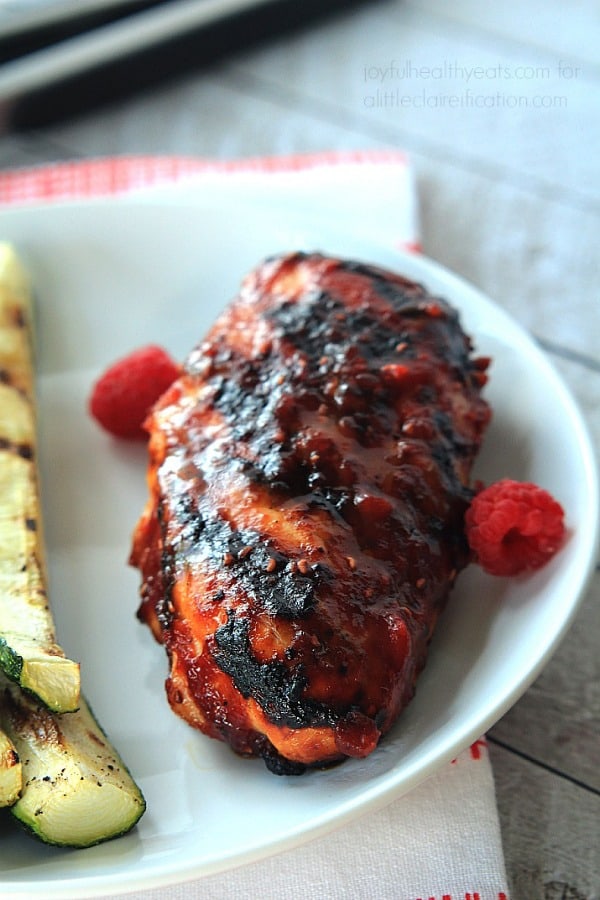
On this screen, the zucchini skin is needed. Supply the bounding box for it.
[0,640,22,683]
[0,678,146,848]
[0,637,81,714]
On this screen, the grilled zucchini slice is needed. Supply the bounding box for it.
[0,725,22,807]
[0,677,145,847]
[0,243,80,713]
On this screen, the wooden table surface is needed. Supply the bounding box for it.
[0,2,598,897]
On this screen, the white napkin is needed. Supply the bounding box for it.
[0,152,510,900]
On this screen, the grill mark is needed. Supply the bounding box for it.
[12,308,27,329]
[0,437,35,459]
[0,367,31,400]
[168,495,329,619]
[154,502,176,634]
[266,290,410,367]
[212,612,336,729]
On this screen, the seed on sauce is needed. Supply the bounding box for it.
[223,551,235,566]
[381,363,410,385]
[408,418,436,439]
[424,302,444,318]
[297,558,311,575]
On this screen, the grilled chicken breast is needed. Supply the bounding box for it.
[131,253,491,774]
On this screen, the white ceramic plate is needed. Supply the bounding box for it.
[0,197,597,898]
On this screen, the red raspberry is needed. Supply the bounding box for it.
[89,345,180,439]
[465,479,565,577]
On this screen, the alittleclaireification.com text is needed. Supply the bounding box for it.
[361,58,578,110]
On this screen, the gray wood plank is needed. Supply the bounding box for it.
[413,157,600,360]
[405,0,600,69]
[489,741,600,900]
[490,569,600,791]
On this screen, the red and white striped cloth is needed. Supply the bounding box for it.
[0,151,510,900]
